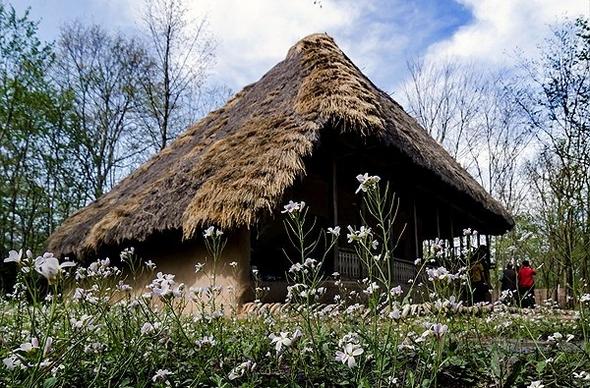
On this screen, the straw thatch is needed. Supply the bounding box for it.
[48,33,513,257]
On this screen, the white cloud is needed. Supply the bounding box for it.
[28,0,586,97]
[425,0,588,65]
[185,0,367,88]
[60,0,476,94]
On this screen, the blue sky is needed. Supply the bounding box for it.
[10,0,588,96]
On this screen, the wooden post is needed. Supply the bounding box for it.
[413,199,419,259]
[332,157,339,272]
[436,207,441,237]
[449,215,455,260]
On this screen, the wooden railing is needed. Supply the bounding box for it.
[336,248,416,284]
[336,248,362,279]
[391,259,416,286]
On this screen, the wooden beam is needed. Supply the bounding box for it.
[332,157,338,226]
[449,212,455,260]
[413,198,419,258]
[332,156,339,271]
[436,207,441,237]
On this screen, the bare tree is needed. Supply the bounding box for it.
[402,58,485,161]
[402,58,531,213]
[55,23,150,199]
[140,0,216,151]
[467,76,533,214]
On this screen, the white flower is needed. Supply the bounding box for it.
[363,282,379,295]
[229,261,238,268]
[414,258,422,266]
[281,200,306,214]
[195,336,216,348]
[141,322,161,335]
[71,315,94,331]
[194,262,205,273]
[355,173,381,194]
[146,272,184,299]
[580,294,590,303]
[431,323,448,339]
[119,247,135,262]
[390,285,403,297]
[117,281,132,292]
[527,381,544,388]
[269,331,299,353]
[144,260,156,270]
[346,225,372,243]
[34,253,76,283]
[228,360,256,380]
[289,263,304,273]
[335,343,364,368]
[389,308,401,320]
[17,338,39,353]
[203,226,215,238]
[4,249,23,264]
[547,332,563,342]
[73,287,98,304]
[426,266,452,282]
[327,226,341,237]
[203,226,223,238]
[152,369,173,383]
[2,355,22,370]
[573,371,590,380]
[38,337,52,356]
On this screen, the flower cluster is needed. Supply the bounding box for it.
[4,249,33,268]
[346,225,373,243]
[286,283,326,301]
[145,272,184,299]
[76,258,120,280]
[269,329,302,354]
[355,173,381,194]
[2,336,53,370]
[281,200,306,214]
[203,226,224,238]
[335,332,364,368]
[228,360,256,380]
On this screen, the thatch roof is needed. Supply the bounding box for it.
[48,33,513,257]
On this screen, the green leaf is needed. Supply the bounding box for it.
[43,377,57,388]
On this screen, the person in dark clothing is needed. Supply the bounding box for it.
[469,258,486,303]
[518,260,537,308]
[500,263,517,305]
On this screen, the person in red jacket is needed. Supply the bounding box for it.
[518,260,536,308]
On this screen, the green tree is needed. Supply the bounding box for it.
[0,3,84,289]
[514,18,590,304]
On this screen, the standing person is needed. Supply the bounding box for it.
[500,263,517,305]
[469,258,487,304]
[518,260,537,308]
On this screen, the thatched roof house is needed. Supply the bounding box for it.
[49,33,513,304]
